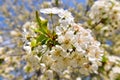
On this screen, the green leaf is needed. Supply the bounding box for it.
[31,39,37,47]
[41,20,48,28]
[102,55,108,62]
[37,34,47,42]
[35,11,58,48]
[36,11,49,34]
[41,38,48,45]
[41,20,48,33]
[36,34,49,45]
[36,11,41,27]
[32,28,41,33]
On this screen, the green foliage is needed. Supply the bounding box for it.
[36,34,48,45]
[35,11,59,49]
[31,39,37,47]
[35,11,50,45]
[102,55,108,63]
[36,11,49,34]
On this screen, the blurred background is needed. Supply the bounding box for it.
[1,0,120,80]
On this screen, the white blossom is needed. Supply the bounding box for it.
[40,7,63,14]
[23,8,103,76]
[23,42,31,54]
[89,0,120,30]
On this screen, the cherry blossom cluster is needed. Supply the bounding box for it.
[89,0,120,30]
[23,7,103,78]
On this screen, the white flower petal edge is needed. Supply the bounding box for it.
[40,7,63,14]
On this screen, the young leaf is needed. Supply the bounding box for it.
[36,11,41,27]
[36,34,49,45]
[41,20,48,33]
[36,11,49,34]
[31,39,37,47]
[102,55,108,62]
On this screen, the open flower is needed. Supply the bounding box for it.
[40,7,63,14]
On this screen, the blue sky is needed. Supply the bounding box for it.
[61,0,86,8]
[62,0,86,5]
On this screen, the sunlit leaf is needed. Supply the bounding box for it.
[31,39,37,47]
[36,11,49,34]
[102,55,108,62]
